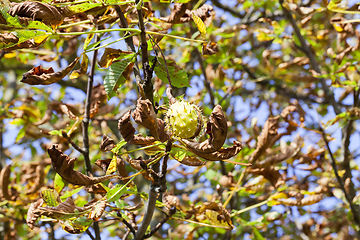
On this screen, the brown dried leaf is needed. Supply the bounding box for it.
[126,155,159,171]
[179,156,207,167]
[182,105,227,154]
[163,192,180,209]
[160,4,214,25]
[21,57,80,85]
[100,134,115,152]
[59,103,77,120]
[275,194,323,206]
[118,110,157,146]
[95,158,112,172]
[198,202,233,229]
[188,141,242,161]
[26,164,45,194]
[131,99,169,142]
[9,1,63,26]
[88,199,106,221]
[98,48,133,68]
[254,134,303,168]
[39,197,93,219]
[219,173,235,189]
[0,165,12,200]
[86,184,107,195]
[202,41,218,55]
[26,198,45,229]
[116,156,129,183]
[250,116,280,163]
[48,145,115,186]
[247,167,284,188]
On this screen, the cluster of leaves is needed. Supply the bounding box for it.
[1,0,360,239]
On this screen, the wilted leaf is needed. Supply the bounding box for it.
[0,164,12,200]
[26,163,44,194]
[250,116,281,164]
[70,54,89,79]
[116,156,129,183]
[202,41,218,55]
[8,1,63,26]
[198,202,233,230]
[247,167,285,188]
[131,99,169,142]
[98,48,134,68]
[182,105,227,154]
[0,31,50,50]
[26,198,45,229]
[160,4,214,25]
[118,110,157,146]
[61,216,93,234]
[106,156,117,175]
[184,140,242,161]
[21,57,80,85]
[100,134,115,152]
[48,145,117,186]
[88,199,106,221]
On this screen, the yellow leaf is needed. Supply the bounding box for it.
[192,13,207,39]
[106,155,117,175]
[204,210,233,229]
[4,52,16,58]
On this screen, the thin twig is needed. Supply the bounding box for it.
[195,49,215,109]
[82,28,101,240]
[86,229,96,240]
[61,131,85,154]
[279,0,340,115]
[119,212,136,237]
[321,127,360,235]
[113,5,145,99]
[144,207,176,239]
[136,0,155,105]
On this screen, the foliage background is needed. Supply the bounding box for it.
[1,0,360,239]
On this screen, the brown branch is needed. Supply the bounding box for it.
[144,207,176,239]
[279,0,341,115]
[82,29,101,240]
[113,5,145,99]
[321,127,360,236]
[195,49,215,109]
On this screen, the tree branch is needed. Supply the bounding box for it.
[82,30,101,240]
[321,127,360,235]
[114,5,145,100]
[279,0,341,115]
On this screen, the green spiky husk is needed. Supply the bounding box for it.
[166,101,200,139]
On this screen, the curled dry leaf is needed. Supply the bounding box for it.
[254,134,303,168]
[26,198,45,229]
[9,1,63,26]
[186,141,242,161]
[0,165,12,200]
[131,99,169,142]
[247,167,284,188]
[118,110,157,146]
[21,57,80,85]
[98,48,133,68]
[88,199,106,221]
[86,184,107,195]
[95,158,112,172]
[179,156,207,167]
[182,105,227,154]
[250,116,281,164]
[274,194,323,206]
[48,145,116,186]
[198,202,233,229]
[160,4,214,26]
[163,192,180,209]
[202,41,219,55]
[116,156,129,183]
[126,155,160,171]
[100,134,115,152]
[26,163,45,194]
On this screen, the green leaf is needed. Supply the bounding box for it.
[106,179,132,203]
[41,189,60,207]
[104,54,135,99]
[152,57,190,88]
[252,226,265,240]
[170,147,187,161]
[0,30,50,50]
[60,187,83,201]
[61,216,93,234]
[54,173,67,193]
[111,139,127,154]
[49,130,63,136]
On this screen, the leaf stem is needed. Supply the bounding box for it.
[223,167,248,208]
[54,28,141,36]
[230,199,269,217]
